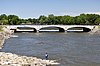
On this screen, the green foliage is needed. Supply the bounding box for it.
[95,18,100,25]
[39,15,48,24]
[0,26,3,31]
[0,14,8,25]
[0,14,100,25]
[8,15,20,25]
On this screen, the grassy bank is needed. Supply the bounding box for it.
[0,25,3,32]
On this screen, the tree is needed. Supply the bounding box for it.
[32,18,39,24]
[47,14,55,24]
[86,14,100,25]
[0,14,8,25]
[0,13,100,25]
[38,15,47,24]
[68,17,76,25]
[60,15,71,25]
[8,15,20,25]
[77,14,87,25]
[95,18,100,25]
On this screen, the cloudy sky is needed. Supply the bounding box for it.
[0,0,100,18]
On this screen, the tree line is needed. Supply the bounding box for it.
[0,14,100,25]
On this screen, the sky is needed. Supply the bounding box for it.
[0,0,100,18]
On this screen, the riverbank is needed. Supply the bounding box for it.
[91,25,100,34]
[0,26,59,66]
[0,25,11,49]
[0,33,5,49]
[0,52,59,66]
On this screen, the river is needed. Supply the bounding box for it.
[1,32,100,66]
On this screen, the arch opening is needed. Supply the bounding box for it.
[14,27,37,33]
[67,27,91,32]
[39,27,65,32]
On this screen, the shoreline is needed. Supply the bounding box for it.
[0,52,59,66]
[0,33,5,49]
[0,32,10,49]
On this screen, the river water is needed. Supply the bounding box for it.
[1,32,100,66]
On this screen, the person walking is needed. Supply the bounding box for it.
[45,52,48,60]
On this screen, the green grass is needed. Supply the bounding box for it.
[0,26,4,32]
[98,26,100,28]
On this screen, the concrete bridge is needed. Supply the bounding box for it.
[6,25,95,32]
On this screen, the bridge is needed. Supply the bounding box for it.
[6,25,95,32]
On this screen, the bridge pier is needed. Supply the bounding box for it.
[34,28,37,32]
[59,28,65,32]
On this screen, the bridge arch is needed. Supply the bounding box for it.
[67,27,91,32]
[14,27,37,32]
[39,26,65,32]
